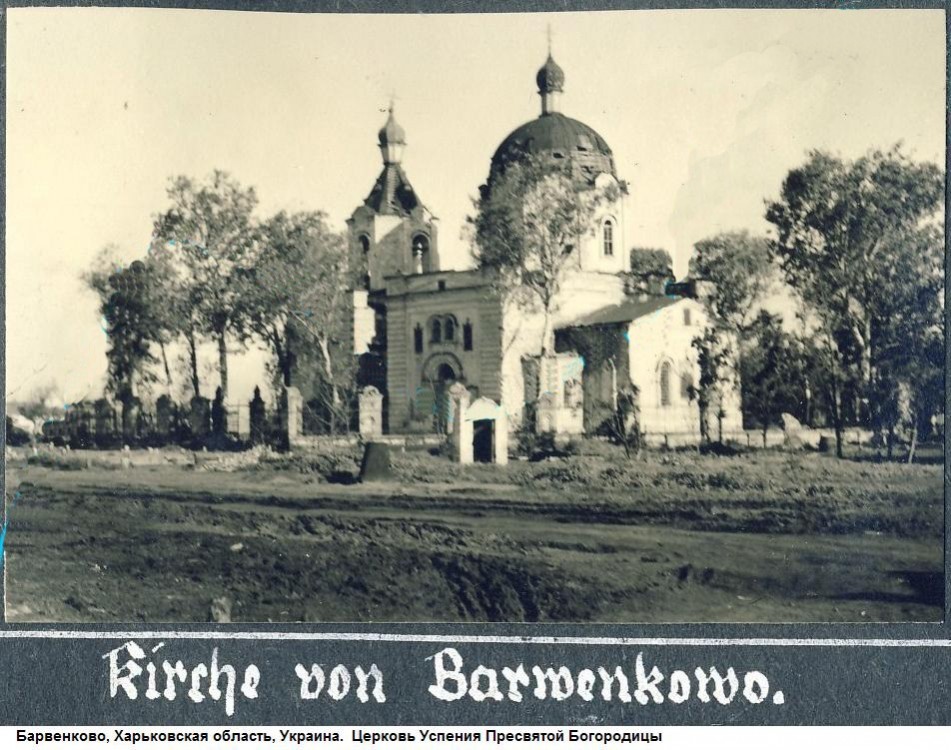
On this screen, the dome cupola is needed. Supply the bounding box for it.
[536,54,564,115]
[378,103,406,164]
[536,55,565,95]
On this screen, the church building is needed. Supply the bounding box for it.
[346,53,742,448]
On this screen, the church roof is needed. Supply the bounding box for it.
[491,112,615,174]
[363,163,422,216]
[488,52,616,181]
[559,296,684,329]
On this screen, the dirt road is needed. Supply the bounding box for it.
[4,452,942,623]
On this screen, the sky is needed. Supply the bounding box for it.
[6,7,946,406]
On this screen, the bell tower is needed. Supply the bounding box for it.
[347,103,440,294]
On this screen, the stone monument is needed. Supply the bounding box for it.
[358,385,384,439]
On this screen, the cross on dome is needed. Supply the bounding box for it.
[536,32,565,114]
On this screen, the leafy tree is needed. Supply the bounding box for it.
[766,145,944,452]
[603,385,643,458]
[689,327,732,444]
[741,311,807,446]
[868,225,944,461]
[689,230,774,337]
[152,170,259,399]
[687,231,774,442]
[10,383,59,423]
[470,153,623,355]
[627,247,674,295]
[246,211,354,433]
[83,255,165,401]
[139,241,192,393]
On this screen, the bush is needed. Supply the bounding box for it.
[524,461,593,485]
[700,441,744,457]
[27,453,87,471]
[596,390,643,458]
[526,433,582,462]
[6,417,31,447]
[427,440,454,459]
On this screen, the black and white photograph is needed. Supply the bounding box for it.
[4,6,945,625]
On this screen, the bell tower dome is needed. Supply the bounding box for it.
[347,103,440,294]
[378,103,406,164]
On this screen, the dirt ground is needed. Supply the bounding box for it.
[3,444,943,623]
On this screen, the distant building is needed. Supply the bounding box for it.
[346,53,741,444]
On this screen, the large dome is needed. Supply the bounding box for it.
[490,112,616,177]
[486,53,617,183]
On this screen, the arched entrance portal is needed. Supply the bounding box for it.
[421,353,465,435]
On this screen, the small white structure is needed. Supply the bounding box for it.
[358,385,384,438]
[280,386,303,442]
[448,383,473,464]
[449,383,508,465]
[468,396,508,465]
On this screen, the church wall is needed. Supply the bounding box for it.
[496,274,627,432]
[626,299,741,444]
[385,271,502,432]
[386,295,411,430]
[627,300,701,442]
[576,174,628,276]
[348,210,439,292]
[553,272,628,326]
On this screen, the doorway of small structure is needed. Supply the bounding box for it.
[432,363,456,434]
[473,419,494,463]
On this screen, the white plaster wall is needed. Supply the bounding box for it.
[577,173,627,275]
[627,299,703,440]
[627,299,743,441]
[555,272,627,325]
[498,273,625,431]
[352,290,376,355]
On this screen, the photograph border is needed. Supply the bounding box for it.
[1,0,949,725]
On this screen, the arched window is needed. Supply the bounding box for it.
[358,235,372,289]
[683,308,692,327]
[602,219,615,257]
[463,321,473,351]
[444,317,455,341]
[431,318,442,343]
[660,361,672,407]
[412,234,430,274]
[413,324,423,354]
